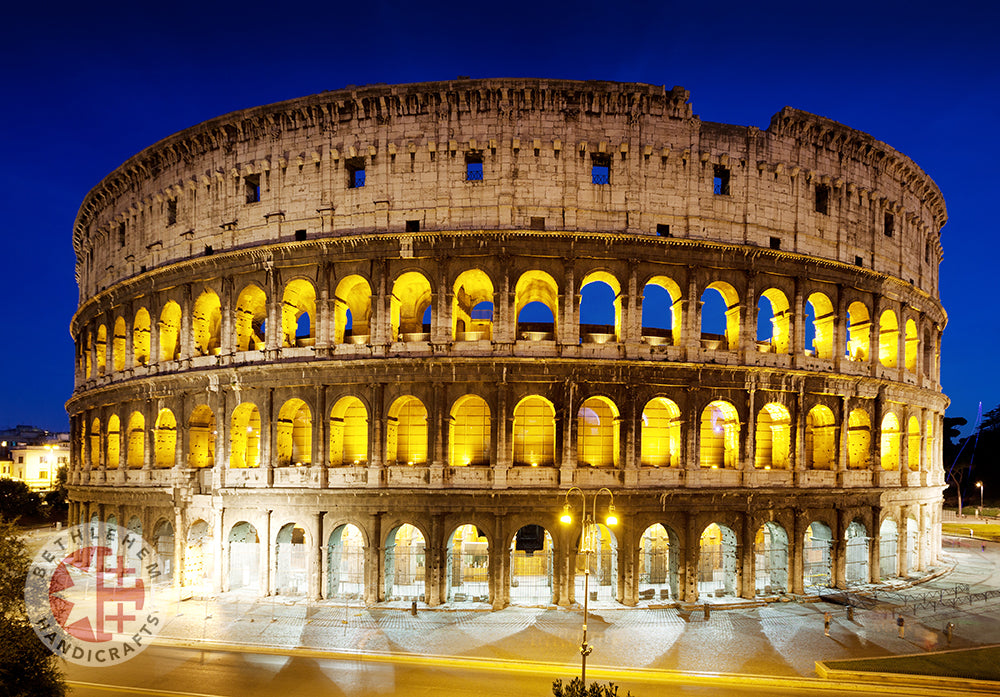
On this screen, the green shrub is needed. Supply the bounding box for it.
[552,677,633,697]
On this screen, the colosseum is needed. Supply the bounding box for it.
[67,78,947,608]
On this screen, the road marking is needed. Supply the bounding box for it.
[67,681,224,697]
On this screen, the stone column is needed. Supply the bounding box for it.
[261,510,272,596]
[311,511,324,600]
[740,512,754,599]
[682,513,699,601]
[179,284,193,361]
[790,510,807,595]
[173,506,184,590]
[213,508,225,593]
[833,509,846,590]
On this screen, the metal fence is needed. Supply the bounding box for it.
[510,548,553,605]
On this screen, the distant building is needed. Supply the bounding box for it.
[0,428,70,492]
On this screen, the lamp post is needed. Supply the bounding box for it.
[559,486,618,689]
[976,481,984,514]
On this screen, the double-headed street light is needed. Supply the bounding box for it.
[559,486,618,689]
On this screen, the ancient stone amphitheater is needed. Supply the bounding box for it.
[68,78,947,607]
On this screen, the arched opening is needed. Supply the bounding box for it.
[879,519,898,578]
[512,396,556,466]
[641,276,682,346]
[281,279,316,347]
[848,410,871,469]
[905,517,918,574]
[699,523,738,598]
[153,520,174,583]
[228,522,260,591]
[107,414,120,468]
[700,281,740,350]
[275,523,308,596]
[907,416,921,472]
[845,521,869,585]
[577,396,620,467]
[187,405,215,468]
[509,524,553,605]
[880,413,901,471]
[96,324,107,374]
[515,270,558,340]
[638,524,679,602]
[878,310,899,368]
[133,308,151,366]
[754,522,788,595]
[756,288,789,354]
[333,275,372,344]
[83,331,93,377]
[449,395,490,466]
[573,523,618,603]
[153,408,176,468]
[184,520,213,592]
[89,418,101,469]
[640,398,681,467]
[806,293,835,359]
[579,271,621,343]
[452,269,494,341]
[158,301,182,362]
[446,524,489,603]
[329,396,368,466]
[384,524,425,601]
[327,524,365,600]
[276,398,312,466]
[391,271,433,341]
[754,403,791,469]
[112,316,126,371]
[847,302,870,361]
[126,411,144,468]
[904,319,918,372]
[230,403,261,468]
[699,401,740,468]
[803,522,833,589]
[386,396,427,465]
[234,284,267,351]
[192,289,222,356]
[805,405,837,470]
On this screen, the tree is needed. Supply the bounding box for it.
[0,516,66,696]
[43,466,68,521]
[0,480,41,520]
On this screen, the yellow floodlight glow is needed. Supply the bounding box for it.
[560,504,572,525]
[605,504,618,527]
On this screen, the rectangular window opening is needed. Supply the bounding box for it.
[884,212,894,237]
[713,165,730,195]
[656,224,670,237]
[405,220,420,232]
[529,216,546,231]
[118,223,126,247]
[855,256,864,267]
[465,153,483,182]
[294,229,307,241]
[204,245,214,256]
[166,199,177,225]
[769,236,781,250]
[244,174,260,204]
[346,157,366,188]
[591,154,611,185]
[815,184,830,215]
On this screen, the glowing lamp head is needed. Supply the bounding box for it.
[605,504,618,527]
[560,504,572,525]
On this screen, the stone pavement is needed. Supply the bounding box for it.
[152,536,1000,679]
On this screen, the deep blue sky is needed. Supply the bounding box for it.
[1,1,996,436]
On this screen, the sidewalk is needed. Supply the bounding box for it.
[150,536,1000,680]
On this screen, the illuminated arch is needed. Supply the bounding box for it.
[577,396,620,467]
[327,524,365,599]
[153,408,176,468]
[754,522,789,594]
[384,523,426,600]
[192,289,222,356]
[699,523,738,597]
[579,270,622,341]
[391,271,433,341]
[107,414,120,468]
[699,400,740,468]
[847,302,870,361]
[904,319,918,372]
[515,270,559,339]
[638,523,679,600]
[230,402,261,468]
[89,418,101,469]
[640,397,681,467]
[449,395,490,466]
[848,410,871,469]
[641,276,683,345]
[452,269,494,341]
[187,405,216,468]
[446,524,490,602]
[329,396,368,466]
[234,284,267,351]
[133,307,151,366]
[879,310,899,368]
[701,281,740,350]
[112,316,126,371]
[387,396,427,465]
[95,324,107,374]
[805,405,837,470]
[333,275,372,344]
[757,288,790,354]
[276,398,312,466]
[281,279,316,347]
[803,522,833,588]
[880,412,901,471]
[126,411,144,468]
[754,402,791,469]
[512,396,556,466]
[806,292,835,359]
[158,301,182,362]
[907,416,921,472]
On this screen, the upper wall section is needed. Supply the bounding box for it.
[72,78,946,302]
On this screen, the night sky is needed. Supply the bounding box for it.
[1,1,996,437]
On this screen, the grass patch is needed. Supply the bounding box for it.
[941,523,1000,542]
[824,646,1000,682]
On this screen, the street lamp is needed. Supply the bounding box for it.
[559,486,618,689]
[976,481,984,514]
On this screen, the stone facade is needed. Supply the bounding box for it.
[67,79,947,607]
